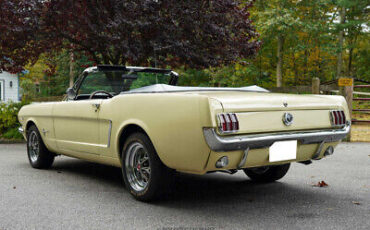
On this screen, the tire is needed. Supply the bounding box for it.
[121,132,172,202]
[243,163,290,183]
[26,125,55,169]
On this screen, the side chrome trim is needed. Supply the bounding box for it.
[107,120,112,148]
[203,123,350,152]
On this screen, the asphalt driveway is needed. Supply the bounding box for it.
[0,143,369,230]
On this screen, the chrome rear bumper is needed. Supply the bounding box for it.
[203,123,350,152]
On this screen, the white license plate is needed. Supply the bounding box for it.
[269,140,297,162]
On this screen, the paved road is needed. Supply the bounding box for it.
[0,143,369,230]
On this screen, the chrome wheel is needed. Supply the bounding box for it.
[28,131,39,163]
[125,142,151,192]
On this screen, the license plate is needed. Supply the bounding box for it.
[269,140,297,162]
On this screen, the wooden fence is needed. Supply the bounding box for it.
[268,77,370,125]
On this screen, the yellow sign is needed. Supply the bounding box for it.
[338,78,353,86]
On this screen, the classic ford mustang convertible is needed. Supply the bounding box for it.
[18,65,350,201]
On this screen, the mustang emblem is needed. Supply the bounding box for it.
[282,113,294,126]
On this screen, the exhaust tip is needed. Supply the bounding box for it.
[215,156,229,168]
[324,146,334,156]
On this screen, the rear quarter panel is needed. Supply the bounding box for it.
[100,93,214,174]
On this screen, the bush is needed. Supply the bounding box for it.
[2,127,24,139]
[0,101,28,139]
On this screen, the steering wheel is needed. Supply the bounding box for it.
[89,90,114,99]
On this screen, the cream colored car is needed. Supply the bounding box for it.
[18,65,350,201]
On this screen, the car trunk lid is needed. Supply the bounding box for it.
[190,91,347,135]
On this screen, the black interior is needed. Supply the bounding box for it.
[75,94,113,100]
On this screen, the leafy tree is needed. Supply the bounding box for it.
[249,0,369,86]
[335,0,369,78]
[23,50,95,97]
[19,79,36,102]
[1,0,260,73]
[0,0,61,73]
[251,0,302,87]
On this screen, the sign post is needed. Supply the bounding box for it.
[338,78,353,141]
[338,78,353,87]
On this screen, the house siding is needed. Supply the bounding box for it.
[0,71,20,102]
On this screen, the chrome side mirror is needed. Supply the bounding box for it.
[66,87,76,100]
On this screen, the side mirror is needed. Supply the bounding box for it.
[66,87,76,100]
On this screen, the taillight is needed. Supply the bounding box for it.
[217,113,239,133]
[330,110,346,127]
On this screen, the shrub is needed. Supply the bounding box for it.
[0,101,28,139]
[2,127,24,139]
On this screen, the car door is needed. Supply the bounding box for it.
[53,71,110,155]
[53,99,102,155]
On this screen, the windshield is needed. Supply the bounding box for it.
[78,70,172,96]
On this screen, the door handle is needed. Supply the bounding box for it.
[92,103,100,112]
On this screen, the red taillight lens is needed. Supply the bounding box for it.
[219,114,227,131]
[334,111,339,124]
[218,113,239,133]
[224,113,232,131]
[330,110,346,127]
[340,111,345,124]
[230,113,239,130]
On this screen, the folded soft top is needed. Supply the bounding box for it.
[122,84,269,94]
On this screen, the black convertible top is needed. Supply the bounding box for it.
[96,65,174,75]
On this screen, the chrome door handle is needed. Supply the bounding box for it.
[92,103,100,111]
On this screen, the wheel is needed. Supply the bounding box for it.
[243,163,290,183]
[121,132,172,201]
[27,125,55,169]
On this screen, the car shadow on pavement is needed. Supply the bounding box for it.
[48,157,336,211]
[51,158,124,189]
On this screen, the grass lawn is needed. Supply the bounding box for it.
[351,112,370,142]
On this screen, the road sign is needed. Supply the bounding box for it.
[338,78,353,86]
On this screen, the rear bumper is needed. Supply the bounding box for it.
[203,122,350,152]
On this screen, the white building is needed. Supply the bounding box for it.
[0,71,20,102]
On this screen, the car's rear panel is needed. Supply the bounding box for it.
[189,91,350,173]
[230,110,333,134]
[196,91,350,135]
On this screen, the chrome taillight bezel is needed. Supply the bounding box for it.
[217,113,239,134]
[330,110,346,127]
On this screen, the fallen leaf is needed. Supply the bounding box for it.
[311,176,315,178]
[57,171,62,173]
[13,186,16,189]
[312,180,328,187]
[352,201,361,205]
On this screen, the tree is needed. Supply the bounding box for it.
[249,0,368,85]
[252,0,301,87]
[339,0,369,77]
[336,1,346,78]
[0,0,48,73]
[1,0,260,72]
